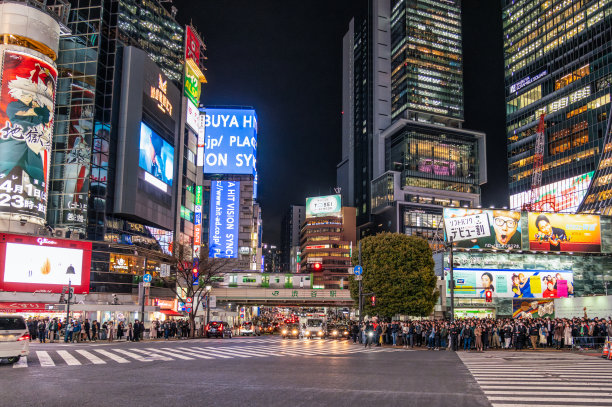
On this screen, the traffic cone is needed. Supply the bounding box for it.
[603,341,609,359]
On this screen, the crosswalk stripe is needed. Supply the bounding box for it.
[112,349,153,362]
[481,386,612,390]
[489,396,612,403]
[163,347,214,359]
[484,390,612,395]
[36,351,55,367]
[130,348,173,361]
[75,350,106,365]
[57,350,81,366]
[94,349,129,364]
[183,348,235,359]
[13,356,27,368]
[145,348,194,360]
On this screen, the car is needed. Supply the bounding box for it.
[239,322,254,336]
[205,321,232,339]
[281,324,300,339]
[0,314,30,364]
[335,324,351,340]
[259,323,275,335]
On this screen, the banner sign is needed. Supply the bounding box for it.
[208,181,240,258]
[528,212,601,253]
[305,194,342,218]
[444,209,521,250]
[512,299,555,318]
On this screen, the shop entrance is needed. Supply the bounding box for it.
[454,308,495,319]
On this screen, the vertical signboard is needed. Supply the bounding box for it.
[208,181,240,258]
[196,113,205,167]
[193,185,203,257]
[185,26,200,63]
[0,51,57,223]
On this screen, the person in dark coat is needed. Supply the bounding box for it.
[133,319,140,342]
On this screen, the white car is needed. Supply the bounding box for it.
[239,322,254,336]
[0,314,30,364]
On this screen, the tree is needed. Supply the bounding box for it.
[349,233,438,319]
[166,244,225,337]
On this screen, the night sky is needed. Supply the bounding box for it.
[172,0,506,245]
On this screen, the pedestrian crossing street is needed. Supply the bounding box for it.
[4,338,402,369]
[459,351,612,407]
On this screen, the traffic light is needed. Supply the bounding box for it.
[485,290,492,303]
[313,262,322,271]
[192,267,199,279]
[371,296,376,306]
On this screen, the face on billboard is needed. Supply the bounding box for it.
[208,181,240,258]
[0,51,57,222]
[3,242,83,285]
[138,122,174,186]
[448,268,574,299]
[203,109,257,175]
[528,212,601,253]
[444,208,522,250]
[306,194,342,218]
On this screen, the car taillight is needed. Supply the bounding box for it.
[219,324,223,330]
[18,333,30,341]
[206,325,210,330]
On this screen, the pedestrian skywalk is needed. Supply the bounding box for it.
[2,339,402,369]
[459,351,612,407]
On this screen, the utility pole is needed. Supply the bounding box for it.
[358,240,362,324]
[449,236,455,323]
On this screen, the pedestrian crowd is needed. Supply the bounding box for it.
[350,317,611,351]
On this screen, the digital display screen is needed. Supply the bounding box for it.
[3,242,84,285]
[203,108,257,175]
[510,172,594,213]
[528,212,601,253]
[444,208,522,250]
[138,122,174,186]
[208,181,240,258]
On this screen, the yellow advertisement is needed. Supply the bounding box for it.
[528,213,601,253]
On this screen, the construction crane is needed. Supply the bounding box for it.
[523,114,546,212]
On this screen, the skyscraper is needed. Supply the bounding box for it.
[280,205,305,272]
[504,0,612,213]
[339,0,486,244]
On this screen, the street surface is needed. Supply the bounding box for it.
[2,336,609,406]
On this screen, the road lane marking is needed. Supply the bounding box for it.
[130,348,173,361]
[57,350,81,366]
[145,348,194,360]
[162,347,214,359]
[75,350,106,365]
[112,349,153,362]
[36,351,55,367]
[94,349,129,364]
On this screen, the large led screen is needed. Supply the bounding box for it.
[138,122,174,186]
[510,172,594,213]
[528,212,601,253]
[306,194,342,218]
[0,51,57,222]
[208,181,240,258]
[446,268,574,299]
[0,234,91,294]
[444,208,522,250]
[203,108,257,175]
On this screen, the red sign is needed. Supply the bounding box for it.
[0,302,54,313]
[0,233,91,294]
[185,26,200,64]
[155,298,175,310]
[194,224,201,246]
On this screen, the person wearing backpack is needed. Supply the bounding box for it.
[37,320,46,343]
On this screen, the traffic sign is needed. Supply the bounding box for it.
[185,307,193,313]
[143,273,152,283]
[186,297,193,304]
[143,282,151,288]
[353,265,363,276]
[355,275,362,281]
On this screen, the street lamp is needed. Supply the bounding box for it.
[205,285,212,326]
[65,265,75,340]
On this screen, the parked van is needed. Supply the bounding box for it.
[0,314,30,364]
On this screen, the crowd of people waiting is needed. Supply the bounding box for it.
[25,318,193,343]
[351,317,611,351]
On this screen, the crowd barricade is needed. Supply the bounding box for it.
[571,336,608,350]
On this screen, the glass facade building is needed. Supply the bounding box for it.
[390,0,463,123]
[504,0,612,211]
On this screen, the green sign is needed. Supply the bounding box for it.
[306,194,342,218]
[184,62,201,106]
[195,185,203,206]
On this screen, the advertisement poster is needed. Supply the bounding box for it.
[203,108,257,175]
[185,26,200,63]
[138,122,174,186]
[510,172,593,213]
[528,212,601,253]
[447,268,573,299]
[208,181,240,258]
[444,208,521,250]
[554,295,612,319]
[306,194,342,218]
[512,299,555,319]
[63,84,94,225]
[0,51,57,222]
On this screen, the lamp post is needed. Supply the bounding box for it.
[205,285,212,326]
[65,265,75,340]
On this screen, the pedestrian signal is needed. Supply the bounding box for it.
[485,290,492,303]
[371,296,376,306]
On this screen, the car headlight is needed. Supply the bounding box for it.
[344,331,349,335]
[318,331,323,336]
[332,331,338,335]
[282,330,287,335]
[292,330,298,334]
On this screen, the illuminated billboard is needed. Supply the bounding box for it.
[0,234,91,294]
[203,108,257,175]
[443,208,522,250]
[186,99,200,133]
[208,181,240,258]
[306,194,342,218]
[510,172,594,213]
[0,50,57,223]
[139,122,174,187]
[528,212,601,253]
[446,268,573,299]
[184,59,205,107]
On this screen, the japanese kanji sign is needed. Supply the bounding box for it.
[444,212,491,243]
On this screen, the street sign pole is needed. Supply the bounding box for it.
[449,236,455,323]
[358,241,363,324]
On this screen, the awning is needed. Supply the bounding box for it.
[159,309,183,317]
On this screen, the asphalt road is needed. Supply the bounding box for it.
[2,336,489,407]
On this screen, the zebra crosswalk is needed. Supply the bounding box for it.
[459,351,612,407]
[3,339,402,369]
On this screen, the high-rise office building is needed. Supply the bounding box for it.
[280,205,305,272]
[504,0,612,213]
[339,0,486,244]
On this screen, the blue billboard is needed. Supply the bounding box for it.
[202,108,257,175]
[208,181,240,258]
[138,122,174,186]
